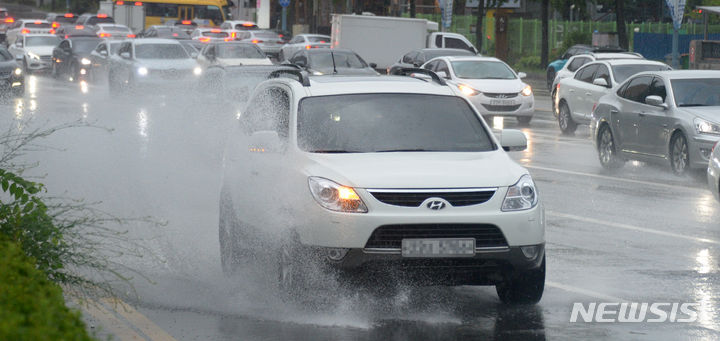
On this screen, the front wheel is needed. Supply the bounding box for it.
[496,256,545,304]
[598,125,624,169]
[517,116,532,126]
[558,102,577,135]
[670,133,689,175]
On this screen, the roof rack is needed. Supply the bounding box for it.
[389,67,447,86]
[268,69,311,86]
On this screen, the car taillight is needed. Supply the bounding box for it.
[252,39,261,44]
[134,1,142,5]
[224,37,233,41]
[52,22,59,28]
[319,40,326,43]
[5,17,14,23]
[305,44,311,49]
[99,33,111,37]
[49,29,55,34]
[181,20,192,25]
[278,34,283,38]
[242,23,254,27]
[172,33,178,37]
[65,35,69,38]
[97,14,108,18]
[117,0,125,4]
[21,29,29,34]
[592,102,598,113]
[64,13,74,18]
[75,25,84,29]
[34,20,42,24]
[127,34,136,38]
[199,37,210,42]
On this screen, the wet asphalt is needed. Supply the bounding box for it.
[1,75,718,341]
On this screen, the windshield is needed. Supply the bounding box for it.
[53,17,76,24]
[218,44,264,58]
[672,78,720,107]
[135,44,189,59]
[25,22,51,28]
[425,49,473,59]
[297,94,494,153]
[451,61,516,79]
[26,36,60,46]
[87,17,114,25]
[612,64,672,83]
[72,39,101,53]
[309,52,367,69]
[307,36,329,43]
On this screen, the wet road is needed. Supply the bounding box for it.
[2,75,719,340]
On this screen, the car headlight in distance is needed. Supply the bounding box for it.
[13,67,22,75]
[308,177,368,213]
[80,57,91,65]
[695,117,720,135]
[193,66,202,76]
[457,83,479,96]
[27,52,40,60]
[502,174,538,211]
[137,67,148,76]
[521,84,533,96]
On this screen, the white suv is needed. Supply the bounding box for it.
[219,70,546,304]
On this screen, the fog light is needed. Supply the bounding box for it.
[520,245,540,260]
[327,248,349,261]
[80,68,86,75]
[700,148,712,159]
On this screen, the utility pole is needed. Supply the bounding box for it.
[410,0,416,18]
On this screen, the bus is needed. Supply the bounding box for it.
[115,0,231,29]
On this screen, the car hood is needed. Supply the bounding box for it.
[310,67,378,76]
[679,106,720,124]
[303,151,526,189]
[0,60,19,74]
[136,58,197,70]
[25,46,54,56]
[455,78,526,93]
[218,57,273,66]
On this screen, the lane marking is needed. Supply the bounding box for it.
[546,281,625,302]
[548,210,720,245]
[525,165,703,192]
[83,300,146,340]
[100,298,178,341]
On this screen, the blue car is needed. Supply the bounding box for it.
[546,44,624,90]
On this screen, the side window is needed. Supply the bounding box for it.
[119,42,132,56]
[594,64,610,86]
[241,87,290,138]
[621,76,652,103]
[648,77,667,102]
[567,57,588,72]
[435,34,442,48]
[96,43,107,54]
[423,60,437,71]
[436,61,450,74]
[402,51,415,63]
[59,40,70,49]
[574,64,598,83]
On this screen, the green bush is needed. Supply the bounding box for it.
[514,56,542,71]
[560,30,592,56]
[0,238,93,341]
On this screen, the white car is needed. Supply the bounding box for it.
[279,34,330,61]
[219,20,258,32]
[709,142,720,202]
[190,28,232,43]
[234,30,283,58]
[197,42,272,67]
[550,52,644,94]
[422,56,534,125]
[8,34,60,73]
[555,59,671,134]
[220,70,546,304]
[5,19,53,45]
[93,23,135,39]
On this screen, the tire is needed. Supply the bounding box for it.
[597,124,624,169]
[70,63,79,82]
[22,59,29,75]
[277,238,319,300]
[496,255,545,305]
[670,132,689,175]
[546,68,555,91]
[517,116,532,126]
[558,102,577,135]
[52,62,60,79]
[278,50,285,63]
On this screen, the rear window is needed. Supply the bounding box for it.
[298,94,494,153]
[202,31,228,38]
[25,22,52,28]
[218,44,264,58]
[307,36,329,43]
[254,32,279,39]
[87,17,115,25]
[309,51,367,69]
[611,64,672,83]
[54,17,76,24]
[235,23,258,30]
[101,25,130,32]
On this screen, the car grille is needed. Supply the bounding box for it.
[0,70,11,78]
[482,104,521,112]
[40,55,52,62]
[368,189,495,207]
[364,224,508,249]
[484,92,518,99]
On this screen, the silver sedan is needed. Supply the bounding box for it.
[591,70,720,175]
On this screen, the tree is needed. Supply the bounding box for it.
[616,0,628,49]
[541,0,549,66]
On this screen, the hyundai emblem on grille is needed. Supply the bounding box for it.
[426,200,446,210]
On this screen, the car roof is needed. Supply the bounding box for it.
[23,33,58,37]
[591,52,643,59]
[21,19,50,24]
[302,75,456,97]
[133,38,181,45]
[440,55,502,62]
[599,59,667,66]
[642,70,720,79]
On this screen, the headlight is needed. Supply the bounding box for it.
[27,52,40,60]
[308,177,367,213]
[312,71,324,76]
[695,118,720,135]
[13,67,22,75]
[521,85,533,96]
[457,83,479,96]
[80,57,91,65]
[193,66,202,76]
[137,67,148,76]
[502,174,538,211]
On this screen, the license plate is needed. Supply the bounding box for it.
[401,238,476,258]
[490,99,515,106]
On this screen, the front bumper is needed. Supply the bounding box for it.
[467,93,535,117]
[707,153,720,201]
[24,57,53,71]
[259,45,282,56]
[691,134,720,169]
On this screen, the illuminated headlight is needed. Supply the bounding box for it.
[308,177,367,213]
[193,66,202,76]
[312,71,323,75]
[521,85,533,96]
[457,83,479,96]
[137,67,148,76]
[27,52,40,60]
[502,174,538,211]
[13,67,22,75]
[80,57,91,65]
[695,118,720,135]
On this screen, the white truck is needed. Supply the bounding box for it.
[330,14,477,71]
[98,1,145,33]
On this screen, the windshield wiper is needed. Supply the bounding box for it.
[312,149,362,153]
[375,148,433,152]
[678,103,712,107]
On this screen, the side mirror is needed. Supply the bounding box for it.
[412,62,420,67]
[592,78,609,87]
[191,52,199,59]
[15,41,22,48]
[99,50,108,57]
[500,129,527,152]
[436,71,449,79]
[369,62,377,69]
[645,95,667,109]
[120,51,131,59]
[248,130,284,153]
[517,72,527,79]
[294,59,306,68]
